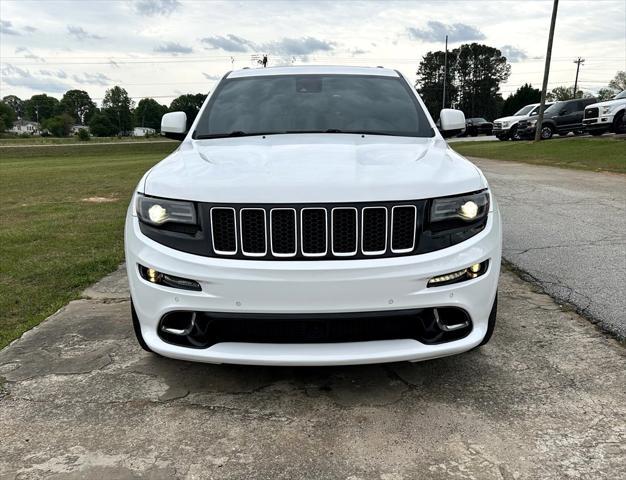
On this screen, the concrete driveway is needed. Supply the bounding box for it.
[1,266,625,479]
[472,158,626,339]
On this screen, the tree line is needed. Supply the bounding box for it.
[1,52,624,135]
[415,42,625,120]
[0,87,206,137]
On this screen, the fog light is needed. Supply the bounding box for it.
[147,268,159,282]
[138,265,201,291]
[427,260,489,287]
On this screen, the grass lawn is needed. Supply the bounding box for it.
[0,142,176,349]
[0,135,176,145]
[450,137,626,174]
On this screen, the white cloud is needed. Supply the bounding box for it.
[134,0,180,16]
[154,42,193,54]
[1,20,21,35]
[407,21,485,43]
[67,25,104,40]
[500,45,528,63]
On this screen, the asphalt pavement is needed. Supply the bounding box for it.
[472,157,626,339]
[1,267,624,479]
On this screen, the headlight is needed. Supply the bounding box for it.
[529,119,537,127]
[136,195,197,226]
[431,191,490,224]
[501,121,509,128]
[601,106,612,115]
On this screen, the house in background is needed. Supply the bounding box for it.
[9,119,41,135]
[133,126,156,137]
[71,124,90,135]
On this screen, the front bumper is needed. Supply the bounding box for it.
[125,203,502,365]
[583,115,612,131]
[517,125,536,138]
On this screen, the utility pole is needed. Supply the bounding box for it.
[573,57,585,98]
[535,0,559,142]
[442,35,448,110]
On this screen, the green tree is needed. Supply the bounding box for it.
[547,86,581,101]
[454,43,511,120]
[41,113,73,137]
[415,43,510,120]
[102,86,134,134]
[134,98,167,130]
[608,71,626,91]
[89,112,117,137]
[2,95,24,118]
[24,94,60,122]
[597,88,617,101]
[415,50,458,119]
[59,89,96,124]
[169,93,206,129]
[502,84,541,116]
[0,101,18,131]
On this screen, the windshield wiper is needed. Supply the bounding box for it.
[195,131,257,139]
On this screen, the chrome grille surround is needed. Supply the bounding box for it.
[206,202,422,260]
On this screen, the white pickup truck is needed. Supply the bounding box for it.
[583,90,626,136]
[492,102,553,141]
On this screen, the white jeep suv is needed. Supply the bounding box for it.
[583,90,626,136]
[125,66,502,366]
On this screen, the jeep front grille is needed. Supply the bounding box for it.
[208,203,417,260]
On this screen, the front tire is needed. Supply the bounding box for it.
[478,293,498,346]
[613,111,625,134]
[540,125,554,140]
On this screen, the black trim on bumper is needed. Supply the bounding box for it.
[157,307,473,348]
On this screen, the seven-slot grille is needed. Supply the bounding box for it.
[209,204,417,260]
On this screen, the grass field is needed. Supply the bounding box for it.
[0,135,176,145]
[0,142,176,349]
[451,137,626,174]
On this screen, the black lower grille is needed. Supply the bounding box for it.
[158,308,472,348]
[585,107,599,119]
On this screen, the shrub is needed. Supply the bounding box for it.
[77,128,90,141]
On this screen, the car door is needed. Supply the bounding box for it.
[555,101,582,132]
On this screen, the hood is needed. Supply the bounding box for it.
[143,134,485,203]
[494,115,525,123]
[587,97,626,109]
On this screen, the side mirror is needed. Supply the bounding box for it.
[439,109,466,138]
[161,111,188,141]
[559,108,567,116]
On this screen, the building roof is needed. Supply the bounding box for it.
[227,65,399,79]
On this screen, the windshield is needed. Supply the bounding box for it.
[614,90,626,99]
[194,74,434,138]
[514,105,535,116]
[543,101,564,115]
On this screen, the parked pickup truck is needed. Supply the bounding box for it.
[125,65,501,366]
[492,102,554,141]
[582,90,626,136]
[517,97,597,140]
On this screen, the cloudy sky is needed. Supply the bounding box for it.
[1,0,624,106]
